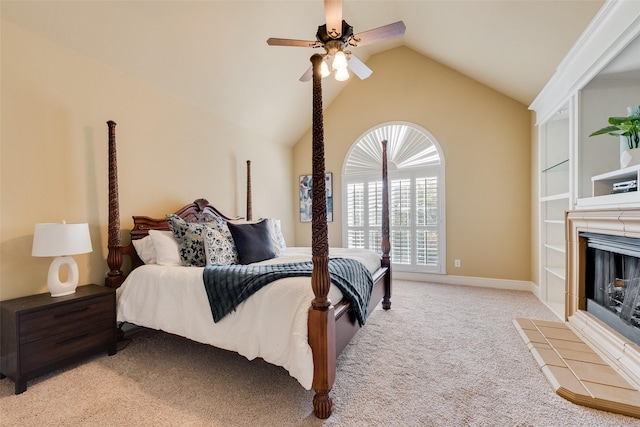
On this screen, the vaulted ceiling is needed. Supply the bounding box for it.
[1,0,604,146]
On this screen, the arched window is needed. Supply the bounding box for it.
[342,122,446,274]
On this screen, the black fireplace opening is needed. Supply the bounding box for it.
[582,232,640,346]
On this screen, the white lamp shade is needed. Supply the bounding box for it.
[32,222,93,257]
[32,222,92,297]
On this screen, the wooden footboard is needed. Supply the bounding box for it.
[334,267,389,355]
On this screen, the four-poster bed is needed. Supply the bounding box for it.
[104,56,391,419]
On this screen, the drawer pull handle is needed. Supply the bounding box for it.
[54,307,90,318]
[56,332,90,345]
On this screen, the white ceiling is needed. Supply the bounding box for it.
[1,0,605,146]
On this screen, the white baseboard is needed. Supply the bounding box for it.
[394,271,538,294]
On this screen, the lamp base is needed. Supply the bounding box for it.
[47,256,79,297]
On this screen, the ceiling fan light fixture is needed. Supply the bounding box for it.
[266,1,405,84]
[334,66,349,81]
[332,50,348,71]
[320,59,330,77]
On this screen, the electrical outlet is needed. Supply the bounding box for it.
[454,259,461,268]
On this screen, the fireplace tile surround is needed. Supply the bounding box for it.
[566,209,640,387]
[524,208,640,417]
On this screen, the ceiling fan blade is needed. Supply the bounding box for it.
[299,66,313,82]
[348,54,373,80]
[351,21,406,47]
[267,38,322,48]
[324,0,343,38]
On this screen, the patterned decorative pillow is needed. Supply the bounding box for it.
[207,219,237,259]
[166,214,220,267]
[202,226,238,265]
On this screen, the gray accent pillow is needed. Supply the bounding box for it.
[227,219,276,264]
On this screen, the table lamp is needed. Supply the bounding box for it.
[32,221,93,297]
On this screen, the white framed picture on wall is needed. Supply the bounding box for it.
[299,173,332,222]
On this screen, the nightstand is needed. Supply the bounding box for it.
[0,284,117,394]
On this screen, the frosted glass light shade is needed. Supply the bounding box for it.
[320,60,330,78]
[332,51,348,70]
[32,222,92,297]
[334,67,349,81]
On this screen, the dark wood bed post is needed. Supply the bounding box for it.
[105,120,125,289]
[308,53,335,419]
[246,160,252,221]
[381,140,392,309]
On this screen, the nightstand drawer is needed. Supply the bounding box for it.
[20,320,115,373]
[19,294,113,344]
[1,285,117,394]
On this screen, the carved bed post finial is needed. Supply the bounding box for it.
[308,53,336,420]
[380,140,392,309]
[246,160,252,221]
[106,120,124,288]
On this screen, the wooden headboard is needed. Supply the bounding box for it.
[106,197,245,288]
[129,198,242,241]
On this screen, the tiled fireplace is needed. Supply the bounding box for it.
[566,209,640,387]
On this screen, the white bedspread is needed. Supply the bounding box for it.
[116,247,381,389]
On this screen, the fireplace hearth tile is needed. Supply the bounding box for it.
[513,318,537,330]
[533,319,572,329]
[546,338,593,353]
[542,365,590,396]
[565,359,636,389]
[519,328,547,345]
[532,346,567,367]
[584,381,640,409]
[555,347,610,365]
[536,325,584,342]
[514,318,640,419]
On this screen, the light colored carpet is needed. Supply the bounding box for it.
[1,280,638,426]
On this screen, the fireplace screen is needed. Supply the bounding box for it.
[582,232,640,346]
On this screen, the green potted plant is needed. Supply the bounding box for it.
[589,105,640,168]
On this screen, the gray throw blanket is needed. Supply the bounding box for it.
[203,258,374,326]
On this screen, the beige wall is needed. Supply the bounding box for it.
[1,21,294,300]
[292,46,532,281]
[1,23,534,300]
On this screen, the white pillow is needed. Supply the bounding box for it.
[132,235,156,264]
[267,218,286,256]
[148,230,183,266]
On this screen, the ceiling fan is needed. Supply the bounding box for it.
[267,0,406,82]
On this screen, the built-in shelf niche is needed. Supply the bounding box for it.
[578,31,640,202]
[577,164,640,209]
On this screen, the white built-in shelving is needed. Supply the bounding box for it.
[531,0,640,320]
[537,104,571,319]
